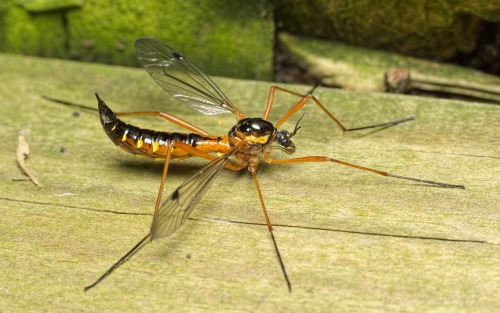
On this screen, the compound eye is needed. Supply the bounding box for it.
[276,130,291,146]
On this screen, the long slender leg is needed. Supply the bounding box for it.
[84,143,174,291]
[153,144,173,215]
[83,162,170,291]
[263,86,308,121]
[172,142,242,172]
[115,111,211,137]
[154,140,244,220]
[155,140,246,216]
[264,155,465,189]
[345,117,415,131]
[303,84,415,130]
[84,233,151,291]
[84,154,170,291]
[251,171,292,292]
[264,86,413,133]
[276,93,348,131]
[84,142,243,291]
[43,95,211,136]
[96,94,211,136]
[42,96,98,113]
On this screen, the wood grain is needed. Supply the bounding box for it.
[0,54,498,312]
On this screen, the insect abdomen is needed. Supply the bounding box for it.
[96,94,230,159]
[106,120,208,159]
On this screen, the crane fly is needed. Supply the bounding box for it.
[64,37,464,291]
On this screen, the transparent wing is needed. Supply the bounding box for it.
[150,148,239,240]
[135,37,245,117]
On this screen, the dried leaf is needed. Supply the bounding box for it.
[16,135,41,187]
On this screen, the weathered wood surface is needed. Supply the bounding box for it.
[0,54,498,312]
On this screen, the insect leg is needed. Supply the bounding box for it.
[265,86,347,131]
[84,141,239,291]
[264,155,465,189]
[150,141,242,244]
[172,142,243,172]
[42,96,99,114]
[151,141,241,230]
[251,171,292,292]
[153,143,174,215]
[115,110,211,137]
[263,86,308,121]
[95,93,211,136]
[266,86,413,132]
[84,233,151,291]
[84,143,175,291]
[43,94,213,136]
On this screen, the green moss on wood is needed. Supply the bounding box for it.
[0,0,273,80]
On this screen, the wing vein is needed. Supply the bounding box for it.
[135,37,245,117]
[150,148,239,239]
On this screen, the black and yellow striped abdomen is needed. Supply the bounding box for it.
[97,95,231,160]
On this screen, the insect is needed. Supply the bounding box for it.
[81,37,464,291]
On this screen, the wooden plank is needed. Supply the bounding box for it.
[0,54,498,312]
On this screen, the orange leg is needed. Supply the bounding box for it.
[172,142,242,172]
[153,143,173,215]
[41,95,212,136]
[116,111,211,137]
[151,141,242,215]
[85,143,175,291]
[264,155,465,189]
[251,170,291,292]
[263,86,413,133]
[264,86,347,131]
[150,140,244,217]
[85,142,243,291]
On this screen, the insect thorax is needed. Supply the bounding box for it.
[228,117,276,149]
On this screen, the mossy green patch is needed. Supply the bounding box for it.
[0,0,273,79]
